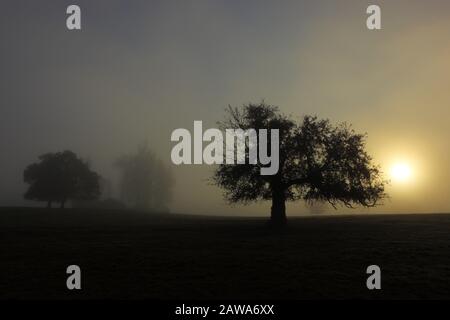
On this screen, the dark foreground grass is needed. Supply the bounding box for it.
[1,207,450,299]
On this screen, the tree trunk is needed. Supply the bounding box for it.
[270,188,286,225]
[60,200,66,209]
[47,200,52,208]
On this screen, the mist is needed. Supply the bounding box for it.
[1,0,450,215]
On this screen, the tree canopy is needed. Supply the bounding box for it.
[23,150,101,208]
[213,102,387,224]
[115,144,174,211]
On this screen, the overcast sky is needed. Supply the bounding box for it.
[1,0,449,215]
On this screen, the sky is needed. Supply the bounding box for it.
[1,0,449,215]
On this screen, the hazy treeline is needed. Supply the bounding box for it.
[23,144,174,213]
[115,144,174,211]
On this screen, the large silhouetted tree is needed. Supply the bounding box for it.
[23,150,101,208]
[115,144,174,211]
[213,102,387,225]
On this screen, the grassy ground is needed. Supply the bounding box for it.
[1,207,450,299]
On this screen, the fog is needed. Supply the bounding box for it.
[1,0,449,215]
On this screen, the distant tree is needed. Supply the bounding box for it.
[213,102,387,225]
[23,150,101,208]
[115,144,174,211]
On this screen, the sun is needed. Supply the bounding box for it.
[390,162,412,183]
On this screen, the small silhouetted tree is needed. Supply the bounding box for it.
[115,144,174,211]
[24,150,101,208]
[213,102,387,225]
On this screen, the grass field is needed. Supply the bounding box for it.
[1,208,450,300]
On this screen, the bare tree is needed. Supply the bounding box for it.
[115,144,174,211]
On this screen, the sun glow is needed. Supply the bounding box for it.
[390,162,412,183]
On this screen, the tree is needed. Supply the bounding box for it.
[213,102,387,225]
[115,144,174,211]
[23,150,101,208]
